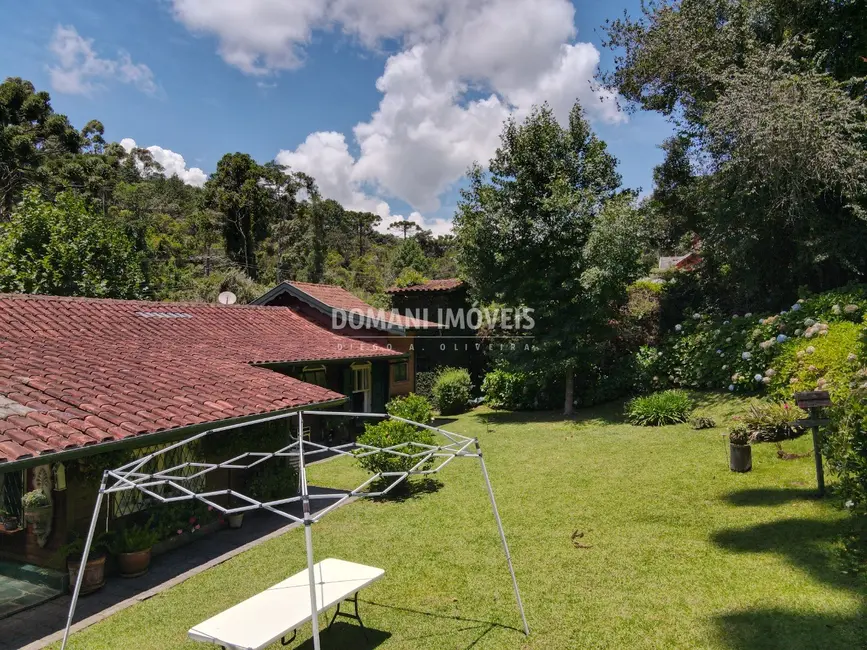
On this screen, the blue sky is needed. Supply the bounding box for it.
[0,0,673,233]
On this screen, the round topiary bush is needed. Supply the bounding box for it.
[356,394,435,476]
[432,367,472,415]
[626,389,693,426]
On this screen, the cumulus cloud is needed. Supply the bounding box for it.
[170,0,625,226]
[120,138,207,187]
[48,25,157,95]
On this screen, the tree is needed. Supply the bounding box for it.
[603,1,867,308]
[388,219,419,239]
[455,102,640,415]
[390,237,429,277]
[206,153,274,279]
[347,210,381,256]
[0,189,143,298]
[0,77,82,215]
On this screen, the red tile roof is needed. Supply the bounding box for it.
[280,282,440,329]
[0,294,400,464]
[385,278,464,293]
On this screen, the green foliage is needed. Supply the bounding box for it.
[355,419,435,477]
[454,101,642,415]
[0,189,144,298]
[482,369,532,410]
[626,390,692,426]
[386,393,432,425]
[60,531,113,561]
[827,394,867,514]
[729,424,751,446]
[22,490,50,509]
[432,367,472,415]
[604,4,867,308]
[651,286,867,395]
[393,267,428,289]
[741,401,807,443]
[768,321,864,402]
[246,463,298,503]
[690,416,716,430]
[414,371,438,399]
[390,237,429,277]
[111,519,159,554]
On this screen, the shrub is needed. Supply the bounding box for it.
[414,370,438,399]
[768,321,864,402]
[741,400,807,443]
[386,393,432,425]
[482,369,531,409]
[111,519,159,553]
[432,367,472,415]
[356,419,435,476]
[22,490,50,509]
[827,394,867,512]
[626,390,692,426]
[729,424,751,446]
[690,416,716,430]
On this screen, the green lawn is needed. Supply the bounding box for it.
[55,394,866,649]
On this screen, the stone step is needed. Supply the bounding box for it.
[0,560,68,592]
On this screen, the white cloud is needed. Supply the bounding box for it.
[120,138,208,187]
[48,25,157,95]
[170,0,626,227]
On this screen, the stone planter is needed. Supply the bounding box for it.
[227,513,244,529]
[729,443,752,473]
[67,555,106,595]
[117,549,152,578]
[24,505,53,546]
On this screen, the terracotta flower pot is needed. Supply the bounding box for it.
[67,555,106,595]
[729,443,752,473]
[118,548,152,578]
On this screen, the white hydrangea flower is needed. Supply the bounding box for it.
[832,304,842,315]
[742,351,752,360]
[848,353,858,362]
[806,346,816,354]
[675,324,682,331]
[754,374,763,382]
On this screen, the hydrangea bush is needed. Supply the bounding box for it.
[644,286,867,397]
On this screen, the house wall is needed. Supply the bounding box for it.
[0,414,321,571]
[389,287,485,384]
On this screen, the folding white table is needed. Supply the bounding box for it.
[188,558,385,650]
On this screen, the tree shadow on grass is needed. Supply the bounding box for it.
[472,399,629,428]
[360,599,524,649]
[294,621,391,649]
[711,517,867,649]
[368,477,443,503]
[724,487,820,507]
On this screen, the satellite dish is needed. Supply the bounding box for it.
[218,291,237,305]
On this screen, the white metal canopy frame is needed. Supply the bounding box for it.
[60,409,530,650]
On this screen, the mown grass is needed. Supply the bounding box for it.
[54,393,866,649]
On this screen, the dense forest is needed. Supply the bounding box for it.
[0,76,456,306]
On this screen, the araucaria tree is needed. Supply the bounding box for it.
[455,102,643,415]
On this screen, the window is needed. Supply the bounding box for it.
[393,361,408,383]
[350,362,372,412]
[352,363,371,392]
[111,442,207,518]
[0,471,24,525]
[300,365,327,387]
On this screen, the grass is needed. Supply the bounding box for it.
[54,393,866,649]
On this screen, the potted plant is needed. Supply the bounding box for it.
[111,520,159,578]
[60,531,112,595]
[729,424,752,473]
[0,507,18,531]
[227,512,245,529]
[22,489,52,537]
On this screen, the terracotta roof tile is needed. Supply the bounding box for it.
[0,293,401,464]
[283,282,441,330]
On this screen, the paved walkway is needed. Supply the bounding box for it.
[0,486,349,650]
